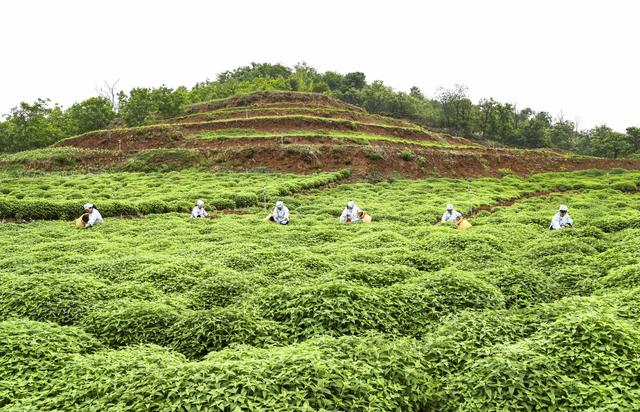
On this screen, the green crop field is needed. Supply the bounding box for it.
[0,169,350,220]
[2,168,640,410]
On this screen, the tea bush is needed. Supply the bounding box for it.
[251,280,399,338]
[0,168,350,219]
[0,319,102,405]
[0,273,107,325]
[80,299,182,347]
[478,265,560,308]
[2,168,640,409]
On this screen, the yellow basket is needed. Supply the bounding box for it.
[457,218,472,230]
[76,214,89,228]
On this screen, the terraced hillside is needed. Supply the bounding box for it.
[3,87,640,409]
[20,91,635,177]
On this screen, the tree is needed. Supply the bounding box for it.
[150,86,185,120]
[322,71,344,91]
[65,97,116,135]
[518,115,551,148]
[436,84,474,135]
[584,125,630,158]
[477,98,497,138]
[118,86,185,126]
[96,80,120,110]
[0,99,66,152]
[118,88,154,126]
[549,120,577,150]
[626,126,640,153]
[493,103,517,144]
[289,63,323,92]
[409,86,424,99]
[217,62,292,83]
[342,72,366,91]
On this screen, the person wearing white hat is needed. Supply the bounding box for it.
[340,200,363,223]
[83,203,103,228]
[191,199,209,218]
[267,200,290,225]
[550,205,573,230]
[441,204,463,224]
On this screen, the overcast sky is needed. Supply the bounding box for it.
[1,0,638,131]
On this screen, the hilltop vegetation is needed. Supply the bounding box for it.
[1,62,639,158]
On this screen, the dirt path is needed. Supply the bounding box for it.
[465,190,566,219]
[463,184,640,220]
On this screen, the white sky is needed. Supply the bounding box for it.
[1,0,638,131]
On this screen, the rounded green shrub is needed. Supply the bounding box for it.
[169,307,289,358]
[389,270,506,336]
[81,299,181,347]
[328,262,420,287]
[0,273,107,325]
[250,280,398,338]
[596,264,640,290]
[188,271,267,309]
[478,265,560,308]
[0,319,102,405]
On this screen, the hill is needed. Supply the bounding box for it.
[2,91,640,409]
[9,91,630,178]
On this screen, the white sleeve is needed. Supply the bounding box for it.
[87,210,99,226]
[550,214,560,229]
[202,209,208,217]
[441,213,448,222]
[340,208,348,222]
[191,207,198,218]
[283,207,289,220]
[565,216,573,226]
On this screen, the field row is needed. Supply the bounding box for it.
[0,169,351,219]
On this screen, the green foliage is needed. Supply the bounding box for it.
[478,265,560,308]
[250,280,399,339]
[0,274,107,325]
[399,148,414,161]
[81,299,181,347]
[118,85,186,127]
[0,99,67,152]
[65,97,116,135]
[120,148,198,172]
[0,320,102,405]
[0,169,350,219]
[17,336,436,411]
[1,169,640,409]
[447,309,640,410]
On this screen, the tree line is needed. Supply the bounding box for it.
[1,62,638,158]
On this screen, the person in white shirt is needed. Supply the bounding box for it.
[441,204,463,224]
[269,200,290,225]
[550,204,573,230]
[191,199,209,218]
[83,203,103,228]
[340,200,362,223]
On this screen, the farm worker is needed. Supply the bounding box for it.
[549,205,573,230]
[441,204,463,223]
[83,203,103,228]
[191,199,209,218]
[340,200,362,223]
[266,200,290,225]
[356,210,372,223]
